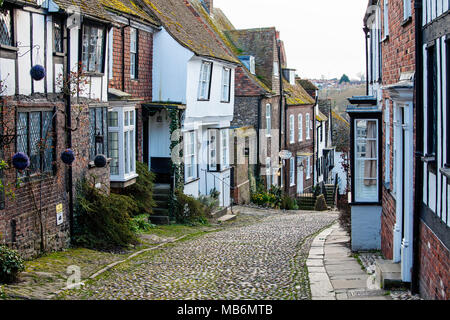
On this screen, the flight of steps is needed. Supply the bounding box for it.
[297,193,316,211]
[210,207,237,223]
[324,184,337,208]
[150,184,171,224]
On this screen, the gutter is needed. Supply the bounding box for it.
[411,0,423,295]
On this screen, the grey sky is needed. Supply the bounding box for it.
[214,0,368,80]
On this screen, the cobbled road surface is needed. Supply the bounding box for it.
[61,209,338,300]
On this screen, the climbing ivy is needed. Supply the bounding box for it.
[168,108,184,191]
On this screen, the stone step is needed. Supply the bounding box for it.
[218,214,236,223]
[375,259,403,289]
[153,207,169,216]
[154,194,170,201]
[211,207,228,219]
[148,215,170,225]
[155,200,168,209]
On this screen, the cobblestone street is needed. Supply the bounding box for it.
[58,209,338,300]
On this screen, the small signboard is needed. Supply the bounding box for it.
[56,203,64,226]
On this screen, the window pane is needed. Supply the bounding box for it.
[42,111,53,172]
[108,132,119,175]
[0,9,13,46]
[29,112,41,172]
[130,110,134,126]
[54,19,63,53]
[17,113,28,154]
[108,111,118,127]
[124,131,129,174]
[124,111,129,127]
[130,129,135,173]
[82,25,90,71]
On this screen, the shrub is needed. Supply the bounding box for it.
[198,194,220,216]
[315,194,328,211]
[0,246,25,284]
[73,181,139,250]
[120,162,156,216]
[130,214,155,233]
[173,190,208,225]
[281,194,297,210]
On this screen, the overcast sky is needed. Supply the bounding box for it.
[214,0,368,80]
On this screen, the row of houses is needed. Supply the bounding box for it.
[0,0,334,258]
[347,0,448,300]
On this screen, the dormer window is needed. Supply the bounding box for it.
[0,7,14,47]
[238,55,255,75]
[81,22,106,73]
[198,61,212,100]
[53,17,64,53]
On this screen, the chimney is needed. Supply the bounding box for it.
[204,0,213,13]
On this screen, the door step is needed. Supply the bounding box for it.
[218,214,237,223]
[375,259,404,289]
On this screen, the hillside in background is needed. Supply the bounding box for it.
[318,83,366,117]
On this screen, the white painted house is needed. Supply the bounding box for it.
[148,0,238,207]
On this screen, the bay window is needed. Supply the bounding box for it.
[354,119,379,202]
[108,106,137,181]
[81,22,106,73]
[89,107,108,161]
[221,67,231,102]
[198,61,212,100]
[208,129,217,171]
[298,114,303,141]
[221,129,229,169]
[289,115,295,144]
[207,128,229,171]
[185,131,197,180]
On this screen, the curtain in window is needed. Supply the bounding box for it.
[364,121,377,186]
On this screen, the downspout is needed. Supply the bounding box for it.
[277,42,285,190]
[65,21,74,240]
[411,0,423,295]
[364,26,370,95]
[312,107,316,186]
[257,96,262,174]
[121,26,126,91]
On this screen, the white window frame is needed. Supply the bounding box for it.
[185,131,197,181]
[289,157,295,186]
[289,114,295,144]
[383,0,389,38]
[266,103,272,136]
[273,61,279,77]
[306,113,311,140]
[108,106,137,182]
[130,27,138,79]
[220,128,229,169]
[208,129,217,171]
[221,67,231,102]
[306,156,311,179]
[403,0,412,20]
[298,114,303,141]
[384,100,391,186]
[266,157,272,190]
[354,119,379,203]
[198,61,212,100]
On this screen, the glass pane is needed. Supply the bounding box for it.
[0,9,13,46]
[17,113,28,154]
[95,108,103,155]
[130,129,135,173]
[42,111,54,172]
[29,112,41,173]
[54,20,63,53]
[108,111,118,127]
[81,25,90,71]
[108,132,119,175]
[130,110,134,126]
[124,111,129,127]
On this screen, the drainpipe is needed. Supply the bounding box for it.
[65,21,74,240]
[277,42,285,191]
[121,26,126,91]
[364,26,370,95]
[411,0,423,295]
[257,96,262,174]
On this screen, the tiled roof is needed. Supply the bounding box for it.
[225,27,277,90]
[53,0,113,21]
[101,0,159,26]
[283,80,315,106]
[296,78,318,91]
[141,0,237,63]
[188,0,271,94]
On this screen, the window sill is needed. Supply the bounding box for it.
[53,52,65,57]
[220,100,231,104]
[0,44,19,52]
[84,72,105,77]
[401,16,412,27]
[439,167,450,181]
[197,98,210,102]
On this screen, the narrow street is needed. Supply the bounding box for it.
[58,209,338,300]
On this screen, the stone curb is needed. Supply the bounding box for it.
[307,223,339,300]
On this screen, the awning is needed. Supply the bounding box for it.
[142,102,186,117]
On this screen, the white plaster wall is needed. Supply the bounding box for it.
[0,58,15,96]
[32,13,45,94]
[184,179,199,198]
[351,205,382,251]
[185,57,234,124]
[333,151,348,195]
[16,10,31,95]
[153,27,192,103]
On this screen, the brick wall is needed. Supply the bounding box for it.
[380,0,416,260]
[285,105,315,197]
[109,25,154,163]
[417,220,449,300]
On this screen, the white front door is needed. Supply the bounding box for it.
[297,167,304,194]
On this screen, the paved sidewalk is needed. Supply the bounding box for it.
[308,223,392,300]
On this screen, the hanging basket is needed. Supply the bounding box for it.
[30,65,46,81]
[61,149,75,165]
[94,155,107,168]
[12,152,30,171]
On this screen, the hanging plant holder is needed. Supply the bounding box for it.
[30,65,46,81]
[94,155,107,168]
[12,152,30,171]
[61,149,75,165]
